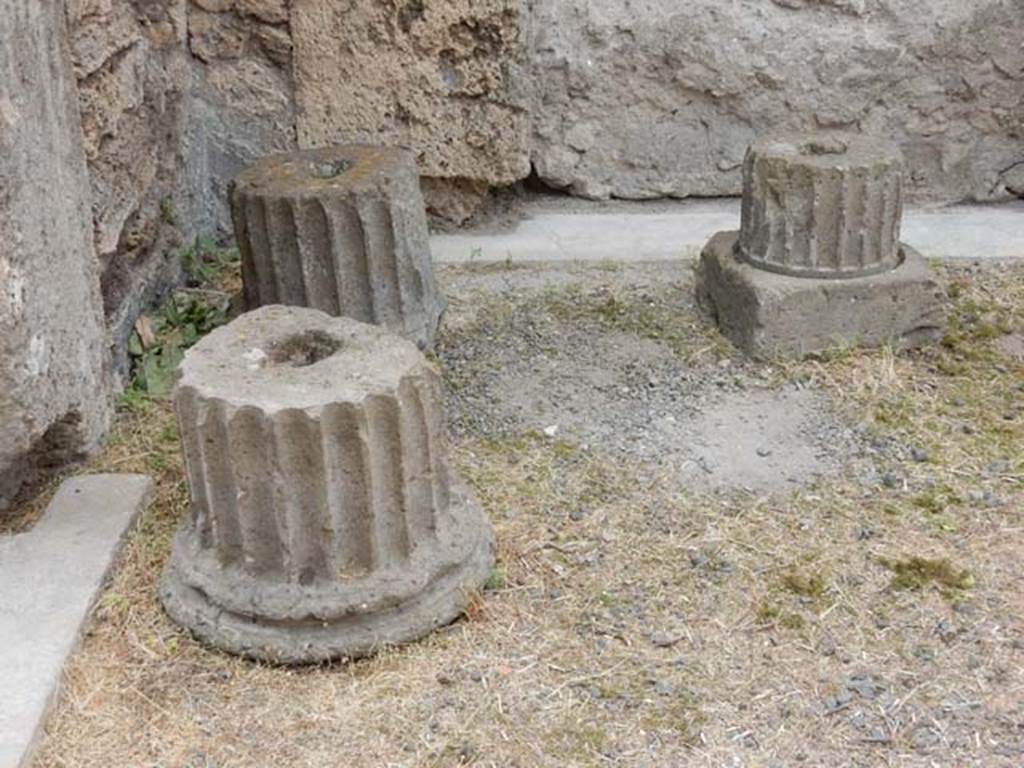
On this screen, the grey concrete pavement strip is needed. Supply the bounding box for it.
[0,474,152,768]
[430,200,1024,264]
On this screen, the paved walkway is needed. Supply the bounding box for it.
[0,475,151,768]
[431,199,1024,264]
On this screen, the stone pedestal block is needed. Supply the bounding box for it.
[159,305,493,663]
[738,133,904,279]
[229,145,444,350]
[696,232,945,359]
[698,132,944,359]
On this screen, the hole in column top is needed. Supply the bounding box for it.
[798,137,849,156]
[307,158,354,179]
[266,330,342,368]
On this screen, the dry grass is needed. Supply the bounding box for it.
[32,260,1024,767]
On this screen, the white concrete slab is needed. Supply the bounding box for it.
[0,474,152,768]
[431,200,1024,264]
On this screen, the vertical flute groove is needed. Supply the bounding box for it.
[228,145,444,348]
[738,133,903,278]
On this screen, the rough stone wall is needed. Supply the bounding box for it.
[61,0,1024,253]
[182,0,296,235]
[63,0,296,374]
[290,0,531,222]
[0,0,111,508]
[529,0,1024,203]
[65,0,191,373]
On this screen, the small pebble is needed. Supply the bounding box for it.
[650,632,682,648]
[653,679,674,696]
[988,459,1010,474]
[687,550,709,569]
[881,471,901,489]
[823,690,853,714]
[865,728,891,744]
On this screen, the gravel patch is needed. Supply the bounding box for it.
[438,263,867,492]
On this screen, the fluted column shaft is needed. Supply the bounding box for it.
[159,306,493,663]
[230,145,443,349]
[737,133,904,279]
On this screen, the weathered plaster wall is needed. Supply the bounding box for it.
[529,0,1024,203]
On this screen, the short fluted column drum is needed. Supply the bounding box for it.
[159,305,494,663]
[737,133,904,279]
[230,145,444,349]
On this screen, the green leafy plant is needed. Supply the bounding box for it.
[123,237,239,401]
[181,236,239,286]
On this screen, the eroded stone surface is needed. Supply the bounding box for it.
[159,306,494,663]
[290,0,530,188]
[230,145,444,349]
[738,133,904,278]
[65,0,190,380]
[183,0,296,236]
[528,1,1024,204]
[0,0,111,507]
[696,232,945,359]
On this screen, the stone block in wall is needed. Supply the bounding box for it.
[528,0,1024,204]
[182,1,296,237]
[235,0,287,25]
[291,0,531,191]
[66,0,191,383]
[66,1,141,77]
[0,0,111,508]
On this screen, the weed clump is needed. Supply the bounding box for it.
[781,568,828,598]
[755,601,806,630]
[880,556,974,592]
[124,237,240,400]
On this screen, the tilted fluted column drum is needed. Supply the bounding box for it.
[737,133,904,279]
[159,306,494,663]
[230,145,444,349]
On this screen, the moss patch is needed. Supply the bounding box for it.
[880,556,974,593]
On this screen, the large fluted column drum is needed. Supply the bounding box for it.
[230,145,444,349]
[737,133,904,278]
[159,305,494,663]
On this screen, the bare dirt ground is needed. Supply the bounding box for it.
[33,260,1024,767]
